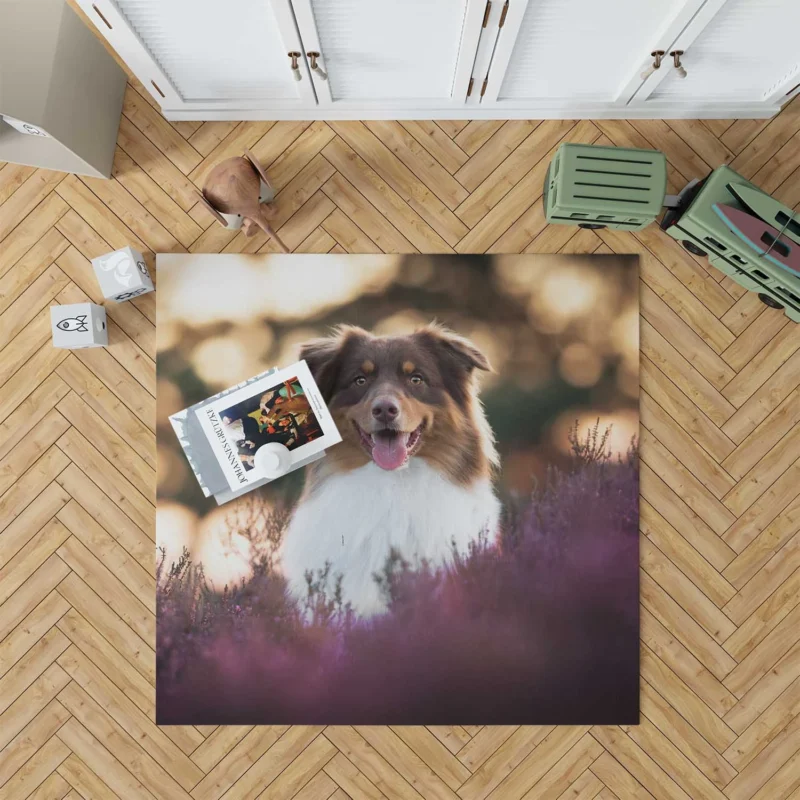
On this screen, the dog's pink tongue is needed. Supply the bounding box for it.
[372,435,407,470]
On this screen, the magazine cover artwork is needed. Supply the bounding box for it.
[195,361,340,490]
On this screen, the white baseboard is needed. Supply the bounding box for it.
[163,103,780,122]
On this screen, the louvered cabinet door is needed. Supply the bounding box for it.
[631,0,800,110]
[75,0,316,113]
[479,0,708,112]
[289,0,486,109]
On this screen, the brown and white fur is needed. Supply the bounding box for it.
[278,323,500,616]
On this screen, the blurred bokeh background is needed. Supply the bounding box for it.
[156,253,639,588]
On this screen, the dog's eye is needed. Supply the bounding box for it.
[410,374,424,385]
[354,376,367,386]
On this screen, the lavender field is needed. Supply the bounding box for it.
[157,427,639,725]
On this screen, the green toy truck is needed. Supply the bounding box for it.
[544,142,800,322]
[660,165,800,323]
[543,143,667,231]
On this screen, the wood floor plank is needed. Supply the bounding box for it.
[56,717,158,800]
[0,697,71,787]
[0,162,36,206]
[55,356,155,468]
[0,228,68,316]
[57,680,192,800]
[111,147,203,249]
[322,137,448,252]
[56,571,155,684]
[0,553,70,645]
[56,533,154,642]
[0,169,65,242]
[641,534,736,644]
[322,208,381,253]
[641,392,735,500]
[208,725,324,800]
[3,79,800,800]
[189,726,284,800]
[724,532,800,625]
[453,121,506,156]
[639,644,737,752]
[640,607,737,717]
[122,84,202,175]
[454,119,579,230]
[0,192,69,277]
[639,681,737,790]
[321,172,416,253]
[641,501,736,608]
[400,121,469,174]
[723,561,800,660]
[640,462,736,572]
[0,662,70,754]
[0,590,70,682]
[365,120,469,210]
[57,499,154,609]
[262,121,336,191]
[0,516,71,608]
[641,571,737,683]
[57,645,203,789]
[55,426,154,537]
[639,357,735,464]
[116,115,201,212]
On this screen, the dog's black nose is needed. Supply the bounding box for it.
[371,397,399,422]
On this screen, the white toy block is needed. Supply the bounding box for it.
[51,303,107,349]
[91,246,154,302]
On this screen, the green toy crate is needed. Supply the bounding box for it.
[660,165,800,323]
[544,143,667,231]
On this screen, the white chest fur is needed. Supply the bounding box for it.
[279,459,500,616]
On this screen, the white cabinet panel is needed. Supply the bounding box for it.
[647,0,800,103]
[495,0,700,103]
[291,0,485,107]
[115,0,292,100]
[76,0,315,110]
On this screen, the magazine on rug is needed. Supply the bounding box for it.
[196,361,341,490]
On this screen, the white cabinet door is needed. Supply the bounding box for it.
[632,0,800,109]
[479,0,707,112]
[75,0,316,113]
[289,0,486,109]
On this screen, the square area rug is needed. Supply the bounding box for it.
[156,253,640,724]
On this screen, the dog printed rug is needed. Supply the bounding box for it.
[156,253,640,724]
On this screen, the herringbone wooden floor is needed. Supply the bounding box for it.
[2,68,800,798]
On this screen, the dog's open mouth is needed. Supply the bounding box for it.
[355,422,425,470]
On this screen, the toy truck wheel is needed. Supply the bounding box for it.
[758,293,784,310]
[682,240,707,257]
[578,223,606,230]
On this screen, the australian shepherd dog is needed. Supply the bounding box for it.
[279,323,501,616]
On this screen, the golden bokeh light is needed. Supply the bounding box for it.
[191,335,268,389]
[156,502,198,567]
[158,254,401,328]
[559,342,604,387]
[551,408,639,457]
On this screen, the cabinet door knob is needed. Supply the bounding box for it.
[288,51,302,81]
[641,50,665,80]
[307,52,328,81]
[670,50,687,79]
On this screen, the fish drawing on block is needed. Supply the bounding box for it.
[56,315,89,333]
[713,204,800,276]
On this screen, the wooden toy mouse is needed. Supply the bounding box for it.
[197,149,289,252]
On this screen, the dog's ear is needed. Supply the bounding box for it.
[300,326,369,400]
[418,324,491,374]
[299,338,341,400]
